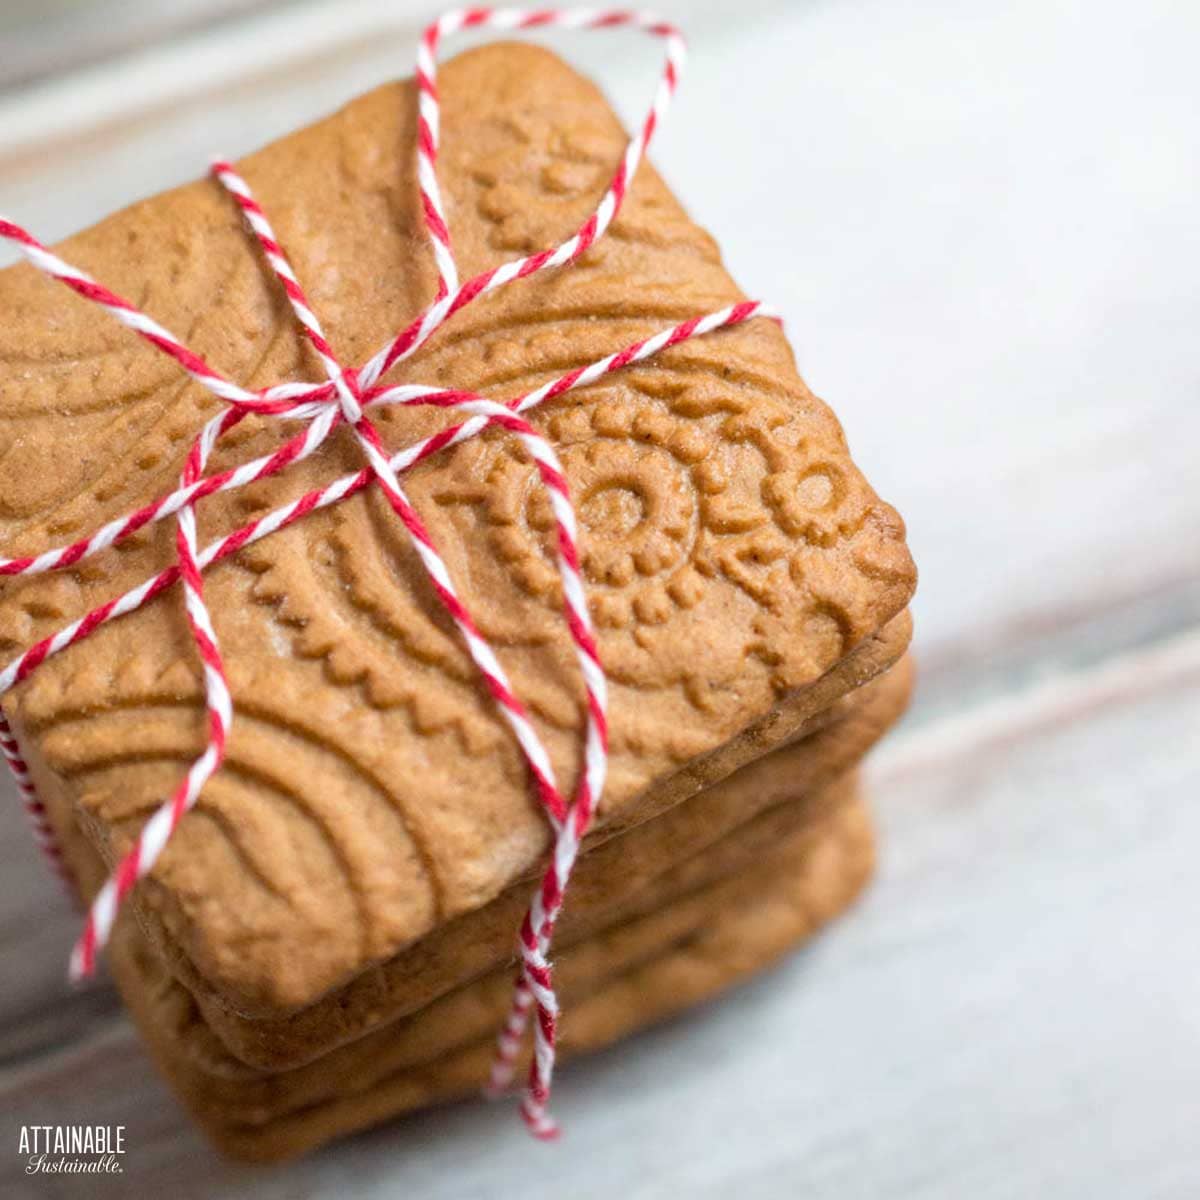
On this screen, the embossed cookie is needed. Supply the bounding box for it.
[0,43,915,1023]
[105,774,874,1161]
[38,635,909,1074]
[188,643,911,1069]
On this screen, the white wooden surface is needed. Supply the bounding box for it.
[0,1,288,89]
[1,1,1198,1196]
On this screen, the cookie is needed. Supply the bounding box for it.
[107,774,874,1160]
[50,648,910,1074]
[182,635,911,1069]
[0,41,915,1022]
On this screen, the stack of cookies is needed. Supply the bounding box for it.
[0,43,915,1161]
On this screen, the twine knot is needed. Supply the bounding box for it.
[333,366,365,426]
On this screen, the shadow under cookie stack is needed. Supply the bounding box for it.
[0,41,916,1161]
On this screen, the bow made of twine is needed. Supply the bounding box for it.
[0,8,776,1137]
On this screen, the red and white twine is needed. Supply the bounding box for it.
[0,8,777,1137]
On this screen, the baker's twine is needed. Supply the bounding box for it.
[0,8,777,1138]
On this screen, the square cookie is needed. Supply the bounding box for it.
[0,43,914,1025]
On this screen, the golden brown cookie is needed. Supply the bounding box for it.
[47,647,908,1076]
[107,773,875,1161]
[181,632,910,1069]
[1,42,914,1024]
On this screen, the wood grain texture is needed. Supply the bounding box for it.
[1,0,1198,1194]
[0,0,291,91]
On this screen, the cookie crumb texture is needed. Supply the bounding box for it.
[0,43,914,1016]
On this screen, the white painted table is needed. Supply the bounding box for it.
[1,1,1197,1196]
